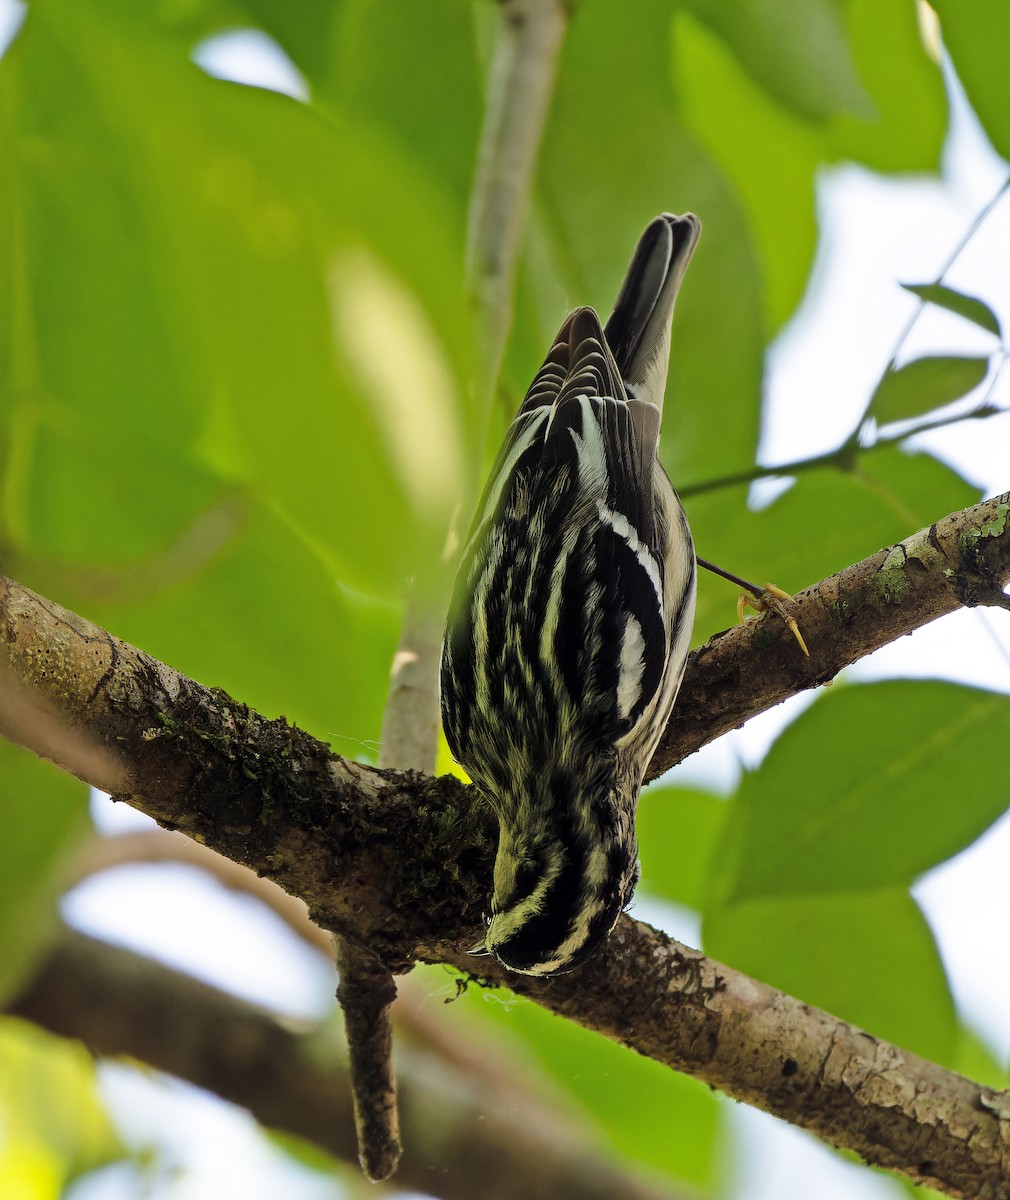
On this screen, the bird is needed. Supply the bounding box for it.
[440,213,700,976]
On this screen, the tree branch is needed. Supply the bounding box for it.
[465,0,568,415]
[7,927,686,1200]
[333,935,400,1180]
[377,588,444,778]
[3,490,1010,1195]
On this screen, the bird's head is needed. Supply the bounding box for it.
[470,792,639,976]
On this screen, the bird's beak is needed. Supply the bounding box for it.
[466,939,490,957]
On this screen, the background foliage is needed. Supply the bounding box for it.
[1,0,1009,1196]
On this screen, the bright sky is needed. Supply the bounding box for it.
[2,6,1008,1198]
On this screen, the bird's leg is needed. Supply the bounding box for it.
[696,557,809,657]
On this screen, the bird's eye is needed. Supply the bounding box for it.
[485,913,492,927]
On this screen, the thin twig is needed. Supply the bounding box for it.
[683,182,1010,505]
[465,0,569,423]
[376,586,443,777]
[844,174,1010,443]
[680,400,1005,498]
[883,174,1010,378]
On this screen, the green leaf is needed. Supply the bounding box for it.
[21,434,225,568]
[0,19,211,559]
[637,786,729,911]
[673,13,820,330]
[954,1023,1009,1092]
[225,0,336,84]
[930,1,1010,162]
[0,1017,124,1187]
[513,1002,721,1187]
[82,502,398,762]
[3,0,472,593]
[323,1,482,220]
[681,0,872,123]
[704,888,956,1066]
[714,681,1010,902]
[413,964,722,1189]
[534,0,764,481]
[870,355,990,424]
[0,743,89,1004]
[672,0,947,334]
[828,0,946,172]
[900,282,1002,338]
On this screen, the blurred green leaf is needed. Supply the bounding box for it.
[19,433,225,568]
[931,1,1010,162]
[266,1128,341,1179]
[534,0,764,481]
[0,17,209,559]
[78,501,398,761]
[828,0,946,171]
[870,355,990,424]
[682,0,871,123]
[704,888,956,1066]
[225,0,335,83]
[3,0,471,594]
[0,743,89,1004]
[953,1023,1009,1092]
[0,1018,123,1190]
[674,12,820,330]
[323,1,482,221]
[414,963,722,1189]
[637,786,729,910]
[672,0,945,337]
[713,681,1010,902]
[900,282,1002,338]
[507,1001,722,1187]
[903,1185,951,1200]
[848,444,981,532]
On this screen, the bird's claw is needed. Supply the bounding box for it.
[738,583,809,657]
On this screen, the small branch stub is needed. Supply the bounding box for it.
[334,938,401,1181]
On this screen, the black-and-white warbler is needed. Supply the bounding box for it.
[441,213,700,976]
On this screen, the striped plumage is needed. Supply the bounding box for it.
[441,213,700,976]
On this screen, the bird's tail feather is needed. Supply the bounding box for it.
[604,213,701,413]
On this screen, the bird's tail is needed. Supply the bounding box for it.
[604,213,701,413]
